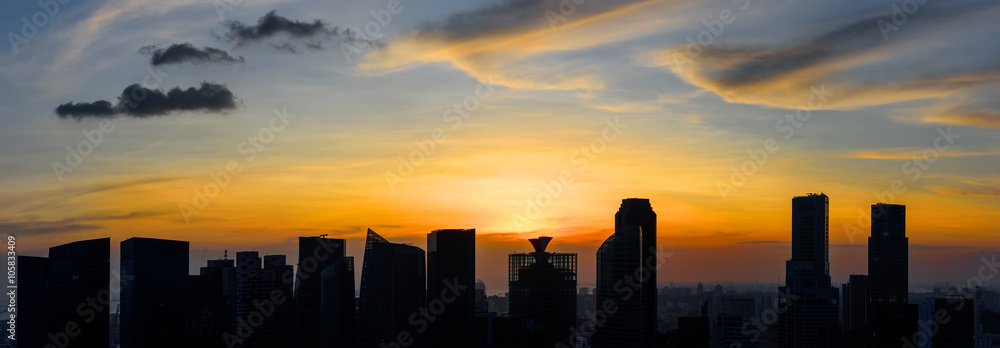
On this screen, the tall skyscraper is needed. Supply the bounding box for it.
[15,256,48,348]
[508,236,577,348]
[120,237,190,348]
[868,203,916,346]
[426,229,476,348]
[359,229,426,348]
[295,236,347,348]
[46,238,110,348]
[869,203,908,305]
[594,198,658,348]
[777,193,840,348]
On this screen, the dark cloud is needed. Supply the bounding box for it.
[55,82,239,119]
[221,10,371,52]
[140,43,244,66]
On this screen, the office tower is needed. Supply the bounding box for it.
[918,298,975,348]
[426,229,476,348]
[15,256,48,348]
[189,256,236,348]
[868,203,914,345]
[263,255,295,346]
[777,193,840,348]
[120,238,190,348]
[233,252,293,347]
[46,238,110,348]
[321,255,356,348]
[295,236,347,348]
[842,274,869,331]
[358,229,425,348]
[869,203,908,305]
[508,236,578,348]
[594,198,658,348]
[717,296,756,348]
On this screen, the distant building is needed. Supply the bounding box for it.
[508,236,577,348]
[295,236,347,348]
[777,193,840,347]
[426,229,476,348]
[120,237,190,348]
[918,298,975,348]
[717,296,756,348]
[47,238,110,348]
[594,198,658,348]
[358,229,425,348]
[842,274,869,331]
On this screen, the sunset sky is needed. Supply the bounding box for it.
[1,0,997,294]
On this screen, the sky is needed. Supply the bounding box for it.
[0,0,998,295]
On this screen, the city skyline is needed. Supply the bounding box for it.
[6,194,998,296]
[1,0,999,296]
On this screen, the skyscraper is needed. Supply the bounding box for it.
[869,203,908,305]
[358,229,425,348]
[120,237,190,348]
[189,256,236,348]
[868,203,915,346]
[320,255,356,348]
[46,238,110,348]
[508,236,577,348]
[15,256,48,348]
[233,252,295,347]
[777,193,840,348]
[426,229,476,348]
[295,236,347,348]
[594,198,658,348]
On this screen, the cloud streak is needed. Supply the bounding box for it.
[141,43,245,66]
[645,0,1000,127]
[55,82,239,119]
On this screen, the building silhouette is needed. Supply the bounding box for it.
[358,229,425,348]
[234,251,294,347]
[919,298,975,347]
[508,236,577,348]
[14,256,48,348]
[716,296,756,348]
[188,256,237,347]
[426,229,476,348]
[777,193,840,347]
[295,236,347,348]
[120,237,190,348]
[868,203,916,346]
[45,238,110,348]
[320,254,356,348]
[841,274,869,334]
[594,198,658,348]
[869,203,908,305]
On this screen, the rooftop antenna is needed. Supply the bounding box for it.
[319,234,328,238]
[224,250,228,260]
